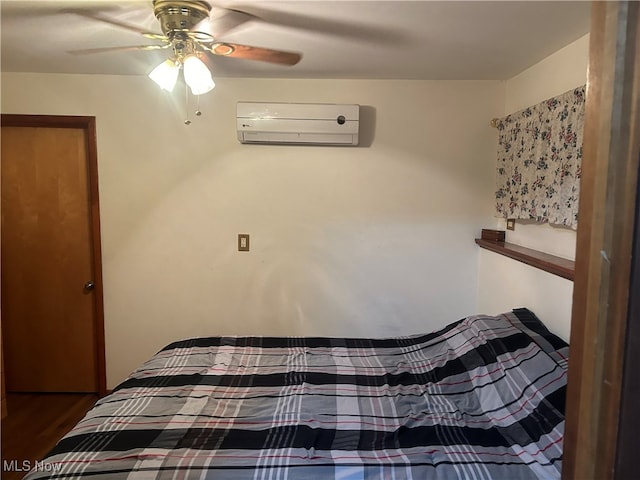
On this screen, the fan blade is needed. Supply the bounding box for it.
[68,44,170,55]
[195,9,257,38]
[220,5,407,44]
[207,43,301,65]
[65,8,166,41]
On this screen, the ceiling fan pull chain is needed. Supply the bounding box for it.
[184,83,192,125]
[195,96,202,117]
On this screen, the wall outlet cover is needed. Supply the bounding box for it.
[238,234,250,251]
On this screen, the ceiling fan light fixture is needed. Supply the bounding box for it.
[183,55,215,95]
[149,58,180,92]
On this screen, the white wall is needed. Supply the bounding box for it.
[477,34,590,341]
[1,74,502,387]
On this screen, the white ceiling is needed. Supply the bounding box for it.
[1,0,591,80]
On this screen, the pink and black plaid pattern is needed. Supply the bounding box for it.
[26,308,568,479]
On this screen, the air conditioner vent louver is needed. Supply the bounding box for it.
[237,102,359,146]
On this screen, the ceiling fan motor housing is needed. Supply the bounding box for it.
[153,0,212,36]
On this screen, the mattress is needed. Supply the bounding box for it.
[25,308,568,479]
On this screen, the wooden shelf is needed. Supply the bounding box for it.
[475,238,575,281]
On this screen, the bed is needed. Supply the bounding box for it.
[26,308,568,479]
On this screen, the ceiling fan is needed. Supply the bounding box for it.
[69,0,302,95]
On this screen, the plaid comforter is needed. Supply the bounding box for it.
[26,308,568,479]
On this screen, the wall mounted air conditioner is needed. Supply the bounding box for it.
[237,102,360,146]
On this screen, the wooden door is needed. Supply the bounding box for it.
[1,115,105,394]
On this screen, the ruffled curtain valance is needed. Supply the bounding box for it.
[495,85,585,229]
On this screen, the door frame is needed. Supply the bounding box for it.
[562,2,640,479]
[1,114,107,397]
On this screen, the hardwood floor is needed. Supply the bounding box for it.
[1,393,97,480]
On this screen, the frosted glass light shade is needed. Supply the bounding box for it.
[183,55,215,95]
[148,59,180,92]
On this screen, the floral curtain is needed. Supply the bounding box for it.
[495,85,585,229]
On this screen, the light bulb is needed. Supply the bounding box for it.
[148,59,180,92]
[183,55,215,95]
